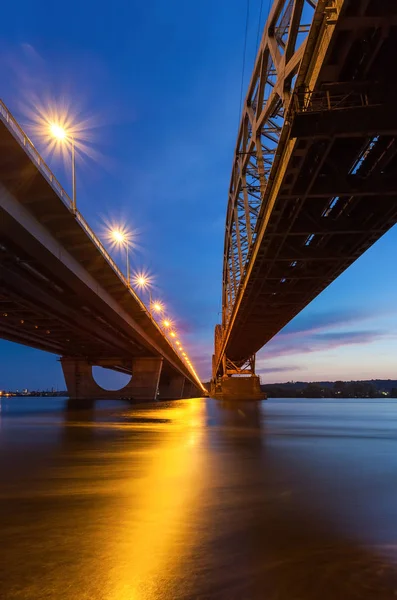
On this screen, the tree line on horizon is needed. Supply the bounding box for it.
[260,379,397,399]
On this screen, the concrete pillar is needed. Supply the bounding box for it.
[60,356,163,402]
[131,357,163,401]
[218,375,264,401]
[61,358,95,400]
[158,373,185,400]
[183,380,199,398]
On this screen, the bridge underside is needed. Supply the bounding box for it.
[228,126,397,363]
[215,0,397,396]
[0,116,202,400]
[60,357,197,401]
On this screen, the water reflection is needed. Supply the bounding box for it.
[0,397,397,599]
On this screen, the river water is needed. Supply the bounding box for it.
[1,396,397,599]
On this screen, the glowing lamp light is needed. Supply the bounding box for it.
[50,122,67,140]
[111,229,127,244]
[152,302,163,313]
[48,118,77,211]
[170,331,176,338]
[163,319,171,328]
[136,276,148,287]
[106,227,132,284]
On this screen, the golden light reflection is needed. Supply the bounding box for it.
[107,400,205,598]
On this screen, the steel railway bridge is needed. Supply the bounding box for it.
[212,0,397,399]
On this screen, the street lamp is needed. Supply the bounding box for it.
[133,273,154,315]
[110,229,130,285]
[49,122,76,212]
[152,301,164,315]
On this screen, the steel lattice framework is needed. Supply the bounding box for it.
[214,0,397,385]
[220,0,323,375]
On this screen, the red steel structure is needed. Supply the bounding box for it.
[213,0,397,397]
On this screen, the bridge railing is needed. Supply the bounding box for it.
[0,99,204,388]
[0,100,75,207]
[0,100,138,292]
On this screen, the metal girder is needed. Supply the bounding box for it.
[217,0,324,377]
[214,0,397,380]
[225,355,256,376]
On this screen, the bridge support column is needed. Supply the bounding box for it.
[211,350,265,400]
[183,380,198,398]
[213,375,264,401]
[60,357,163,402]
[158,373,186,400]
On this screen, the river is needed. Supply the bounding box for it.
[0,396,397,599]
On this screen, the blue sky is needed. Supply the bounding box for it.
[0,0,396,389]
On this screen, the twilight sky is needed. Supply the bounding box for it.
[0,0,396,390]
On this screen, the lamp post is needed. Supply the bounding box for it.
[71,137,76,212]
[110,229,130,285]
[133,274,153,316]
[49,123,76,212]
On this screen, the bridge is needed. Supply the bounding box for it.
[212,0,397,399]
[0,101,205,401]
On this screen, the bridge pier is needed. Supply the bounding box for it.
[211,375,264,401]
[60,357,163,402]
[183,380,199,398]
[158,373,186,400]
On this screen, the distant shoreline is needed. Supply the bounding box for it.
[260,379,397,399]
[0,392,68,398]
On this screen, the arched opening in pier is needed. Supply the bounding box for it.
[92,366,132,391]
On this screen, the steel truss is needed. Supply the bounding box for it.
[217,0,325,377]
[225,355,256,377]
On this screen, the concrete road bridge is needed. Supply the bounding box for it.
[0,101,205,401]
[212,0,397,399]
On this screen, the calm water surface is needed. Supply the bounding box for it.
[1,396,397,599]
